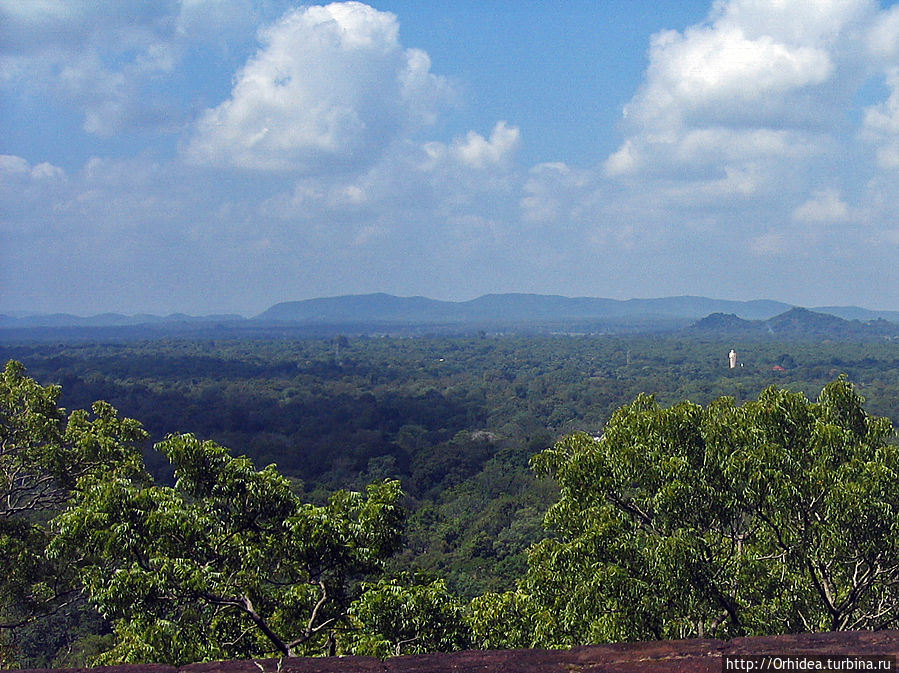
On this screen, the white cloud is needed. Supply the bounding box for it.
[0,0,295,137]
[710,0,875,46]
[450,122,521,170]
[634,24,833,129]
[612,0,874,162]
[665,164,764,204]
[418,122,522,189]
[12,0,899,314]
[865,70,899,136]
[604,140,639,177]
[861,67,899,168]
[0,1,192,136]
[675,127,820,164]
[572,0,899,311]
[0,154,34,176]
[867,4,899,58]
[602,0,891,255]
[185,2,453,171]
[0,156,67,237]
[0,154,64,181]
[521,162,594,224]
[793,188,850,223]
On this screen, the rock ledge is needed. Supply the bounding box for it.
[14,630,899,673]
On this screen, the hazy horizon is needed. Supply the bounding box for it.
[5,1,899,315]
[6,291,899,321]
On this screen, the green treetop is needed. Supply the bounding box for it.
[50,432,405,664]
[471,378,899,646]
[0,360,146,640]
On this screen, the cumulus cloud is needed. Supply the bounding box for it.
[610,0,878,170]
[793,188,850,223]
[713,0,874,46]
[602,0,899,254]
[0,0,293,137]
[0,154,65,181]
[861,66,899,168]
[867,4,899,59]
[521,162,596,224]
[630,25,833,131]
[604,140,639,178]
[421,122,521,172]
[0,1,185,136]
[185,2,453,171]
[577,0,899,308]
[14,0,899,314]
[451,122,521,169]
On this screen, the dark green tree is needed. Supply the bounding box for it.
[471,379,899,646]
[0,360,146,664]
[50,433,405,665]
[346,575,470,657]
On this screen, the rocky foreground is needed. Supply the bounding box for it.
[14,631,899,673]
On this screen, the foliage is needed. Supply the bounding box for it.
[7,334,899,664]
[511,378,899,646]
[468,590,546,649]
[346,575,470,657]
[0,360,146,666]
[50,433,405,665]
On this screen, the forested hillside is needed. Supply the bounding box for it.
[3,334,899,666]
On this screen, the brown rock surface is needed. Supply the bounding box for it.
[11,631,899,673]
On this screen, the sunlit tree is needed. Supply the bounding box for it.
[471,379,899,646]
[51,432,405,664]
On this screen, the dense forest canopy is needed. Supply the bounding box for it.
[2,333,899,667]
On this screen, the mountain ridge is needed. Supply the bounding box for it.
[689,306,899,340]
[255,293,798,324]
[5,293,899,330]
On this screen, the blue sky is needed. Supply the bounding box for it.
[4,0,899,315]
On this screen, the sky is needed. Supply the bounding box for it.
[4,0,899,316]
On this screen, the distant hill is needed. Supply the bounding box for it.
[256,293,459,323]
[5,294,899,339]
[767,307,849,335]
[689,312,760,334]
[255,293,795,325]
[689,306,899,340]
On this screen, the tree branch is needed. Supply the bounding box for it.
[199,591,291,657]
